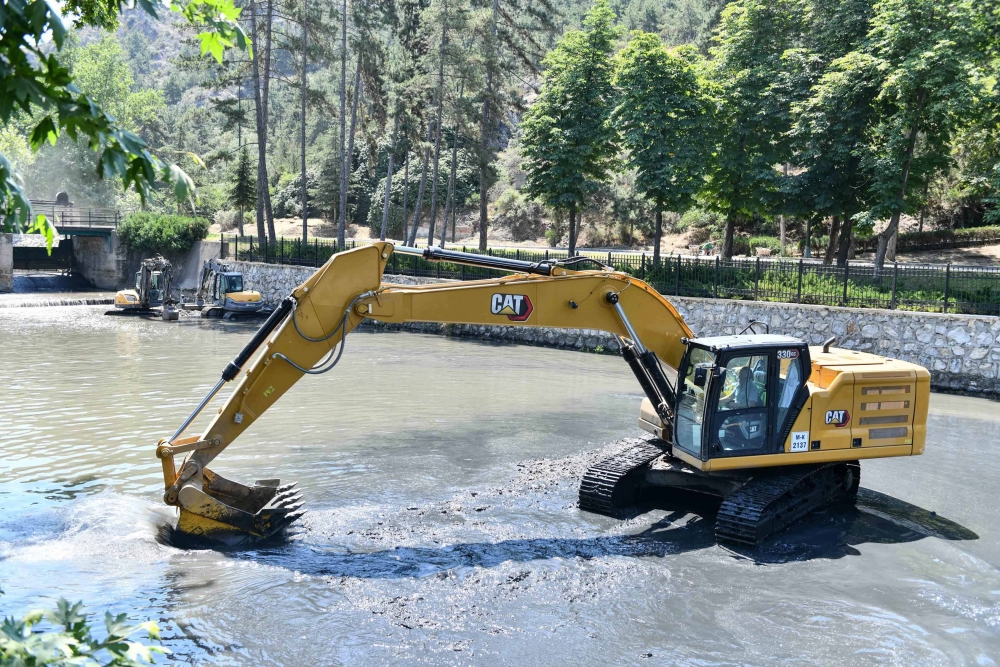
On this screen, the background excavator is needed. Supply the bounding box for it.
[156,242,930,548]
[192,259,264,319]
[111,255,178,320]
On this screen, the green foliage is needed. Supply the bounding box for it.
[731,235,782,256]
[854,225,1000,253]
[230,147,256,213]
[491,188,546,241]
[700,0,803,255]
[613,35,712,215]
[0,0,249,248]
[861,0,992,223]
[272,170,319,218]
[367,202,406,239]
[520,0,621,214]
[71,35,165,133]
[118,212,210,253]
[0,593,167,666]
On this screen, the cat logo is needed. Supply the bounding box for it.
[825,410,850,427]
[490,293,533,321]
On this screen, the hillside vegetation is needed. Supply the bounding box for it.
[1,0,997,268]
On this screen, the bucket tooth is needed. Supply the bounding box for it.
[174,469,305,545]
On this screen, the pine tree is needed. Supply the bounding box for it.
[520,0,620,256]
[229,147,256,236]
[315,145,341,225]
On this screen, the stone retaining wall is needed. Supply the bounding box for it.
[0,234,12,292]
[222,259,1000,395]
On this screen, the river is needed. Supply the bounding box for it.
[1,305,998,665]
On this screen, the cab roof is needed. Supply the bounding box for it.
[686,334,804,351]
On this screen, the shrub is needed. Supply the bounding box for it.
[490,189,546,241]
[118,212,209,253]
[854,225,1000,252]
[0,593,167,665]
[732,235,783,256]
[214,209,239,231]
[366,202,405,240]
[271,170,320,218]
[677,208,725,233]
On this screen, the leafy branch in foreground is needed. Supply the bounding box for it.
[0,0,251,248]
[0,590,167,666]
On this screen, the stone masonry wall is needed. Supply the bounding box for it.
[222,259,1000,395]
[0,234,12,292]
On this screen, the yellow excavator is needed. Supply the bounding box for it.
[193,259,264,319]
[112,255,178,320]
[155,242,930,547]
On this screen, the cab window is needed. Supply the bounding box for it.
[224,275,243,293]
[712,354,769,456]
[776,354,803,431]
[718,355,768,411]
[675,347,714,456]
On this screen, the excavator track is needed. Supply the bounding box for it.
[715,460,860,547]
[579,440,668,517]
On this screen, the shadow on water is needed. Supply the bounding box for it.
[161,486,978,578]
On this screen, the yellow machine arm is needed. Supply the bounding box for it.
[158,242,693,544]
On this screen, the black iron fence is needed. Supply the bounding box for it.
[219,235,1000,316]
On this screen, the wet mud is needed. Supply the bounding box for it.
[1,306,998,665]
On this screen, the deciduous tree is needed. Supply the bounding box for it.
[521,0,619,256]
[613,35,712,265]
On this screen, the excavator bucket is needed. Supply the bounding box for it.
[173,469,305,547]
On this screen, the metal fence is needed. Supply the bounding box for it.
[220,235,1000,316]
[29,201,121,230]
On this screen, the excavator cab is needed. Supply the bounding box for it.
[643,335,810,464]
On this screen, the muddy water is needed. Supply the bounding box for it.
[1,306,998,665]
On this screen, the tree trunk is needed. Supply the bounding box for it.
[380,114,401,241]
[875,91,926,269]
[918,180,929,233]
[441,131,460,248]
[401,151,410,242]
[836,213,852,267]
[337,0,348,248]
[568,206,577,256]
[653,209,662,267]
[721,212,736,259]
[248,2,267,246]
[343,60,362,231]
[300,0,308,245]
[263,0,275,243]
[779,164,788,254]
[426,20,449,247]
[440,82,464,248]
[823,215,840,265]
[406,144,430,247]
[477,0,500,253]
[803,216,812,258]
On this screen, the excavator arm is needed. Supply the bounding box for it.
[158,242,692,544]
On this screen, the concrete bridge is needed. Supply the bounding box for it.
[2,203,125,291]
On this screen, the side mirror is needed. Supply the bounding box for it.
[694,366,708,387]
